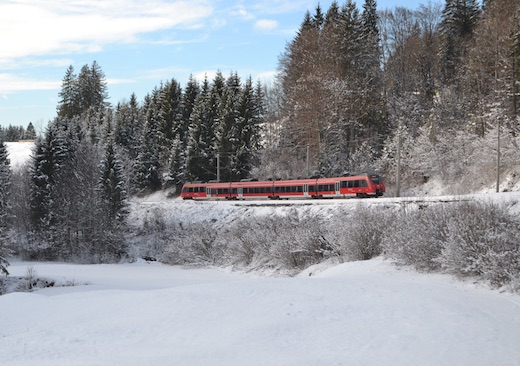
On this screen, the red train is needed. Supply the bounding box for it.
[180,173,385,200]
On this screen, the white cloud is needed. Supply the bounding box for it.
[254,19,278,31]
[0,0,213,62]
[250,0,316,14]
[230,5,255,20]
[0,74,61,93]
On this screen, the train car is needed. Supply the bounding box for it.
[180,173,385,200]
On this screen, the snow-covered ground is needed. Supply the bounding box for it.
[6,141,34,170]
[1,258,519,366]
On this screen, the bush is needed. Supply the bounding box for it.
[223,209,329,271]
[440,202,520,286]
[382,201,520,289]
[325,206,390,261]
[163,226,223,266]
[382,204,455,271]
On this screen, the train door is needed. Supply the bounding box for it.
[335,182,341,197]
[206,186,212,199]
[237,186,243,199]
[303,183,309,197]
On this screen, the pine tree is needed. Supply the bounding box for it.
[159,79,183,144]
[439,0,481,84]
[312,3,325,29]
[167,133,186,189]
[0,139,12,275]
[234,77,262,179]
[182,75,200,143]
[57,65,79,119]
[358,0,387,149]
[98,138,128,225]
[114,93,142,159]
[28,120,77,258]
[187,76,210,181]
[25,122,37,140]
[133,102,163,193]
[218,73,242,181]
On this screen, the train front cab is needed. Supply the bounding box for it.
[181,183,208,200]
[368,174,385,197]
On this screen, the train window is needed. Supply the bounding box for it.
[370,175,381,184]
[232,188,238,194]
[297,186,303,193]
[353,180,359,188]
[360,180,368,187]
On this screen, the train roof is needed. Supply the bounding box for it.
[183,174,379,187]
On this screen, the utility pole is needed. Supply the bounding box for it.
[216,153,220,182]
[306,145,310,177]
[396,128,401,197]
[495,25,501,193]
[496,117,501,193]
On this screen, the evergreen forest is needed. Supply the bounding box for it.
[2,0,520,267]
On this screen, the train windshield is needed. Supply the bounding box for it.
[370,175,381,184]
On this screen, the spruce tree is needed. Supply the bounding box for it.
[234,77,262,179]
[133,101,163,193]
[218,73,242,181]
[28,121,75,258]
[186,76,210,181]
[57,65,79,119]
[114,93,142,159]
[0,140,12,275]
[25,122,37,140]
[159,79,183,144]
[439,0,481,84]
[98,138,128,226]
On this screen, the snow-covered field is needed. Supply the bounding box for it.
[6,141,34,170]
[2,258,520,366]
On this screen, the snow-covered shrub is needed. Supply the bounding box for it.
[382,204,457,271]
[440,202,520,286]
[326,206,390,261]
[163,226,223,266]
[221,209,329,272]
[267,209,328,270]
[222,218,277,269]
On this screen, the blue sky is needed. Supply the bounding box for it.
[0,0,427,130]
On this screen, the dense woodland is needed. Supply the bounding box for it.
[1,0,520,270]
